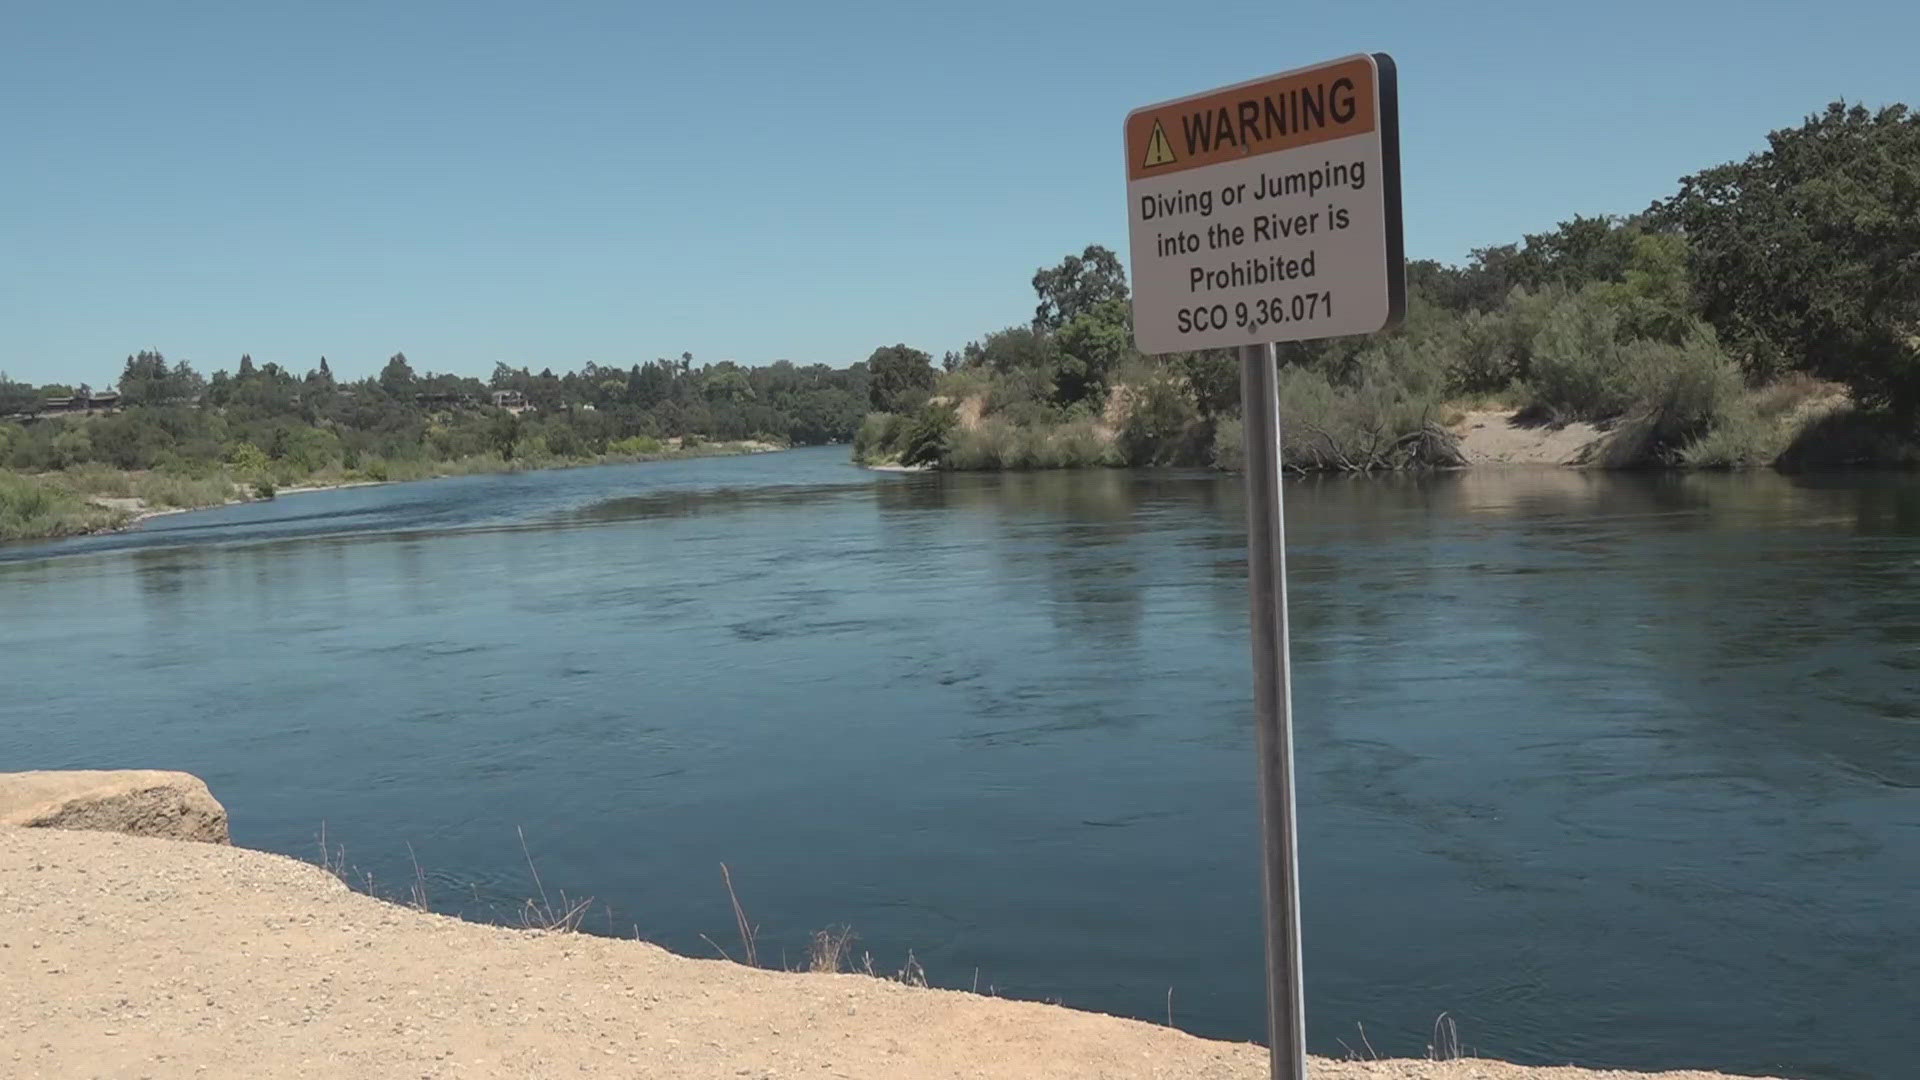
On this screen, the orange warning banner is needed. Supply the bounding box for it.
[1125,56,1378,181]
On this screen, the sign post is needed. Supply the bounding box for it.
[1123,53,1403,1080]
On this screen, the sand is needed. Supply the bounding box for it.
[0,827,1780,1080]
[1449,411,1605,466]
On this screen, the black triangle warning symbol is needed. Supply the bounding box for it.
[1141,121,1177,169]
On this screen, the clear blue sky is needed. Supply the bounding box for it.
[4,0,1915,386]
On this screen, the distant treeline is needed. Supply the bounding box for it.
[855,101,1920,472]
[0,352,876,478]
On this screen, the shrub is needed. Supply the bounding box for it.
[1118,378,1200,466]
[1774,406,1920,469]
[607,435,665,457]
[1679,409,1782,468]
[1624,325,1744,449]
[1524,289,1630,420]
[852,412,907,463]
[1271,366,1459,471]
[1211,416,1245,471]
[897,403,958,467]
[945,418,1116,470]
[945,420,1019,470]
[252,477,277,499]
[226,441,271,474]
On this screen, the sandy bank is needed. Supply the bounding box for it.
[0,827,1779,1080]
[84,478,391,531]
[1449,411,1605,466]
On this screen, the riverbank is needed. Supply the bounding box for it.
[857,377,1917,474]
[0,439,784,543]
[0,824,1783,1080]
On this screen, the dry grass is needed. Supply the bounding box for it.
[1748,373,1843,420]
[0,472,123,540]
[808,926,856,974]
[307,834,954,997]
[61,465,238,509]
[405,841,429,912]
[1428,1013,1465,1061]
[516,826,592,933]
[315,822,351,884]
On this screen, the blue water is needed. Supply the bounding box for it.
[3,447,1916,1079]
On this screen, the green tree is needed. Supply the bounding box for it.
[1052,297,1134,407]
[1657,101,1920,408]
[379,353,417,397]
[866,344,935,411]
[1032,245,1129,331]
[704,366,754,404]
[0,373,35,416]
[488,412,521,459]
[1173,349,1240,418]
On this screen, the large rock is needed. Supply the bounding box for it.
[0,770,230,844]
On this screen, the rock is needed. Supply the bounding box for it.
[0,771,230,844]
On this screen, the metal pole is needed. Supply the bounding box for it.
[1240,341,1306,1080]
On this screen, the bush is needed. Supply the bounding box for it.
[1211,416,1245,471]
[945,420,1018,470]
[852,412,907,463]
[1117,378,1201,466]
[0,473,119,539]
[898,403,958,467]
[945,418,1116,470]
[1625,325,1744,448]
[1679,410,1783,468]
[226,441,271,474]
[252,477,277,499]
[1773,406,1920,469]
[607,434,665,457]
[1524,289,1631,419]
[1273,366,1459,471]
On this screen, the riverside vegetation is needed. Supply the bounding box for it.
[854,101,1919,474]
[0,352,872,540]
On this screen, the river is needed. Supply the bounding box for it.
[2,446,1915,1080]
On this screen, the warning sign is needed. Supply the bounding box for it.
[1123,53,1404,354]
[1140,121,1177,169]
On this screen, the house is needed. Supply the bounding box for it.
[413,391,478,409]
[35,393,123,416]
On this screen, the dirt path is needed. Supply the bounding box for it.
[1450,411,1604,466]
[0,828,1777,1079]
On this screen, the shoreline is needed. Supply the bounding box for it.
[35,441,792,541]
[0,822,1786,1080]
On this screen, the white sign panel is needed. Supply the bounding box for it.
[1124,54,1404,354]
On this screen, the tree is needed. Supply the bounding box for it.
[117,350,174,404]
[170,360,206,403]
[1032,245,1129,331]
[237,354,257,380]
[1174,349,1240,418]
[0,373,35,415]
[1052,297,1134,407]
[379,353,417,397]
[962,325,1058,374]
[704,367,754,404]
[1657,101,1920,408]
[866,344,935,411]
